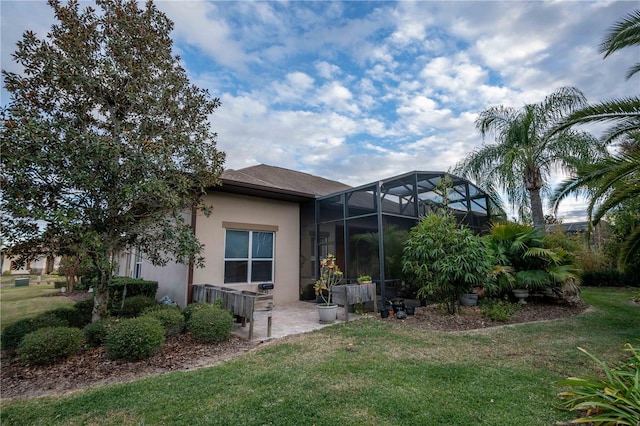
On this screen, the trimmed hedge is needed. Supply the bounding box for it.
[580,269,636,287]
[105,316,165,361]
[182,302,211,323]
[141,306,185,338]
[83,317,119,348]
[18,326,83,365]
[1,313,68,353]
[107,277,158,310]
[113,295,158,318]
[187,306,233,344]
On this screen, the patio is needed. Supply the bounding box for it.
[230,300,364,342]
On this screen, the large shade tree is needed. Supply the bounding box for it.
[552,10,640,272]
[455,87,606,229]
[1,0,225,321]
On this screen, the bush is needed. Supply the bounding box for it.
[18,326,83,365]
[479,298,520,322]
[72,297,95,325]
[558,344,640,425]
[107,277,158,310]
[187,306,233,343]
[182,302,211,323]
[141,306,185,338]
[1,313,68,353]
[402,211,494,314]
[580,269,630,287]
[83,317,119,348]
[113,295,158,318]
[105,316,165,361]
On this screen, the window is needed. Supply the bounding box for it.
[134,250,142,279]
[224,230,274,283]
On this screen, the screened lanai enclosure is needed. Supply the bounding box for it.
[299,171,501,301]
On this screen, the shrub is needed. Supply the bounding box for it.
[113,295,158,318]
[479,298,520,322]
[558,344,640,425]
[187,306,233,343]
[72,297,95,325]
[105,316,165,361]
[141,306,185,338]
[18,326,83,365]
[1,313,68,353]
[580,269,629,287]
[402,211,494,314]
[83,317,119,348]
[182,302,211,322]
[108,277,158,310]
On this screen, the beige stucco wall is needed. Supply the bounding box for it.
[193,192,301,306]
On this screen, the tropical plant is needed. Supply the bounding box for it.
[486,222,581,294]
[455,87,605,229]
[558,343,640,425]
[553,136,640,272]
[0,0,225,322]
[357,275,373,284]
[314,254,344,305]
[402,211,493,314]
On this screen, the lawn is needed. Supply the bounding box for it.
[0,276,73,331]
[1,287,638,425]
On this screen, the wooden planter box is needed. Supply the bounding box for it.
[331,283,377,322]
[192,284,274,340]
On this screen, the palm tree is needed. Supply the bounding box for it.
[555,10,640,141]
[552,134,640,270]
[455,87,605,229]
[551,11,640,271]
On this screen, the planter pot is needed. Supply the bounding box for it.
[405,305,415,315]
[380,308,389,319]
[513,288,529,304]
[317,304,338,324]
[460,293,478,307]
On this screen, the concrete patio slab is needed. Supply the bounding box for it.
[231,301,363,342]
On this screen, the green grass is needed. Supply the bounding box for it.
[1,287,638,425]
[0,281,73,330]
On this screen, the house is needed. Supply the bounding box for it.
[118,165,496,308]
[0,250,60,275]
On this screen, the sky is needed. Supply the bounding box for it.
[1,1,638,222]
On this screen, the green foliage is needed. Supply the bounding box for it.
[558,343,640,425]
[72,298,95,326]
[581,269,633,287]
[479,298,520,322]
[187,306,233,343]
[141,306,185,338]
[105,317,165,361]
[182,302,211,323]
[83,317,119,348]
[455,87,605,228]
[0,0,225,321]
[486,222,581,294]
[108,277,158,310]
[18,326,83,365]
[402,211,493,314]
[1,312,68,353]
[113,295,158,318]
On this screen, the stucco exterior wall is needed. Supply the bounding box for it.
[194,192,301,306]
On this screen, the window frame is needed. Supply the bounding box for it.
[223,228,275,284]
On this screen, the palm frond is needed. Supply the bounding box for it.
[599,9,640,79]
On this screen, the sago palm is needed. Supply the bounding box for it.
[455,87,605,229]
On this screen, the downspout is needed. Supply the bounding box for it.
[187,205,197,304]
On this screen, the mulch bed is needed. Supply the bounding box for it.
[1,295,588,401]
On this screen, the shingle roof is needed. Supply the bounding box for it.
[220,164,351,199]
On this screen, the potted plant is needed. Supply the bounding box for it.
[314,254,344,324]
[357,275,372,284]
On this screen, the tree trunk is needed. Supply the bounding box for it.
[92,270,109,323]
[529,188,545,231]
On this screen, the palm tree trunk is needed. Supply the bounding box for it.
[529,188,545,230]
